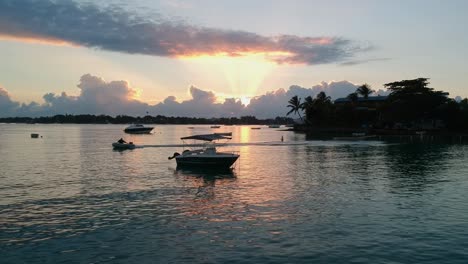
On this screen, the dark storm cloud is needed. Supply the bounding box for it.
[0,0,369,65]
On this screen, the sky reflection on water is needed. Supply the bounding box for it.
[1,124,468,263]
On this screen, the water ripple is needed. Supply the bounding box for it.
[2,125,468,263]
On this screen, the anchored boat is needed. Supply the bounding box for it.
[124,124,154,134]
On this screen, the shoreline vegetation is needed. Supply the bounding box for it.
[287,78,468,137]
[0,115,293,126]
[2,78,468,137]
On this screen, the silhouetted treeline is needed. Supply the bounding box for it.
[0,114,294,125]
[287,78,468,133]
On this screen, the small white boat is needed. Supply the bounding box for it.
[168,133,239,169]
[124,124,153,134]
[112,142,136,150]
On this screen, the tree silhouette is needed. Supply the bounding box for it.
[384,78,449,124]
[316,91,332,103]
[301,96,314,111]
[356,84,374,99]
[347,92,359,105]
[302,96,314,124]
[301,92,333,125]
[287,95,304,122]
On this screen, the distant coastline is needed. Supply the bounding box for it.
[0,114,293,126]
[291,124,468,137]
[2,114,468,140]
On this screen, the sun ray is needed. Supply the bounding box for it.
[179,51,288,100]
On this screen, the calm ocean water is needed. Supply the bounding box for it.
[1,124,468,263]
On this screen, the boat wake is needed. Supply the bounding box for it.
[136,140,387,149]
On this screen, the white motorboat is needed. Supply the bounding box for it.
[124,124,153,134]
[168,133,239,169]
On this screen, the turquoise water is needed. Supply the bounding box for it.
[1,124,468,263]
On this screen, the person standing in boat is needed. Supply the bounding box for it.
[117,138,127,144]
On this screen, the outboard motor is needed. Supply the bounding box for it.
[168,152,180,160]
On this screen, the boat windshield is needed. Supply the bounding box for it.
[180,134,231,152]
[180,133,231,141]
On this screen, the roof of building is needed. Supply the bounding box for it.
[334,95,388,104]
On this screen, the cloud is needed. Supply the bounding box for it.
[0,74,150,117]
[152,86,245,117]
[0,86,20,116]
[340,58,391,66]
[189,86,216,103]
[1,74,387,118]
[246,81,364,118]
[0,0,370,65]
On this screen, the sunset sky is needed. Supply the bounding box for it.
[1,0,467,118]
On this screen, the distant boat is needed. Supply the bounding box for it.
[251,127,261,130]
[112,142,136,150]
[124,124,153,134]
[215,132,232,136]
[268,125,281,128]
[188,127,195,129]
[168,133,239,169]
[210,125,221,128]
[31,133,39,138]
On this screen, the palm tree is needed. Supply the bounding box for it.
[316,91,331,103]
[287,95,304,122]
[302,96,314,108]
[302,96,314,123]
[356,84,375,99]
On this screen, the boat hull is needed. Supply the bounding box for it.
[175,155,239,168]
[124,128,153,134]
[112,142,136,150]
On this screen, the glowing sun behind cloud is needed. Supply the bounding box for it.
[240,96,251,106]
[179,52,286,101]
